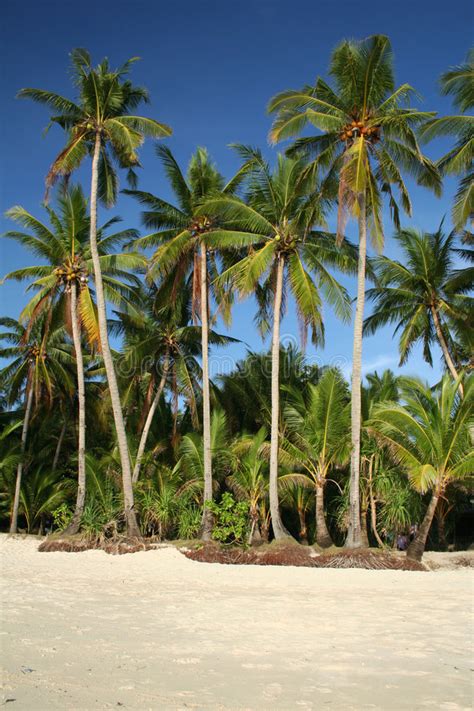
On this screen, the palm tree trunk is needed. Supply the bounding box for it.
[269,254,290,540]
[10,377,34,534]
[64,282,86,535]
[298,508,308,544]
[315,483,333,548]
[431,306,464,396]
[368,457,384,548]
[132,352,170,484]
[360,503,369,547]
[248,507,262,545]
[436,506,448,551]
[52,419,67,473]
[407,491,439,562]
[346,194,367,549]
[370,495,384,548]
[89,132,140,537]
[200,243,213,540]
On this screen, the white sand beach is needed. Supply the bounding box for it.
[1,535,473,710]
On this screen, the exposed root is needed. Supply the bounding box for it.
[38,534,152,555]
[182,542,427,571]
[38,537,94,553]
[312,549,427,571]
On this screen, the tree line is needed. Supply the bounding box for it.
[1,37,472,562]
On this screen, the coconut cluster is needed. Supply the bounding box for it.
[54,257,89,292]
[340,118,381,144]
[189,216,213,237]
[27,344,47,363]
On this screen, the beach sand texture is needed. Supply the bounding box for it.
[1,535,473,710]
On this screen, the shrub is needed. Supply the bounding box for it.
[52,503,73,532]
[176,500,201,540]
[206,493,249,546]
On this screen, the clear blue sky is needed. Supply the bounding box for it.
[1,0,471,383]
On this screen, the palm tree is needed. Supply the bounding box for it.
[124,146,244,538]
[3,186,144,533]
[20,466,74,534]
[281,368,350,547]
[369,375,473,561]
[360,370,401,546]
[280,481,313,544]
[175,409,230,511]
[421,49,474,229]
[203,148,357,539]
[217,345,322,434]
[19,48,172,535]
[226,427,269,544]
[135,464,199,540]
[364,227,473,393]
[117,279,234,484]
[0,317,73,532]
[269,34,441,547]
[0,421,22,526]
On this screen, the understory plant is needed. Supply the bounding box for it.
[206,492,249,546]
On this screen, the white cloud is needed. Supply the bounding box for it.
[342,354,398,381]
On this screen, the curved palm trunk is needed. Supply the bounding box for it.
[315,483,333,548]
[431,307,464,397]
[346,194,367,549]
[64,282,86,535]
[368,457,384,548]
[436,505,448,551]
[89,132,140,537]
[407,492,439,562]
[10,378,34,534]
[269,254,290,540]
[200,243,213,540]
[132,352,170,484]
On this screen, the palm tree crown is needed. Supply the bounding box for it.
[269,34,441,245]
[3,186,144,344]
[364,227,473,378]
[205,147,357,342]
[421,49,474,229]
[19,49,172,204]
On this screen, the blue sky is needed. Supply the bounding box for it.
[1,0,471,384]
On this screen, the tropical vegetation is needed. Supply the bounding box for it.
[1,40,472,562]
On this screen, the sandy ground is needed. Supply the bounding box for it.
[1,536,473,711]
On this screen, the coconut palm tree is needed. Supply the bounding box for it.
[117,279,235,484]
[421,49,474,229]
[226,427,269,544]
[217,345,322,435]
[269,35,441,547]
[174,409,230,509]
[124,146,245,538]
[3,186,144,532]
[18,48,172,536]
[360,370,402,546]
[281,368,350,547]
[280,481,313,544]
[0,317,73,532]
[203,148,357,539]
[364,227,473,393]
[369,375,473,561]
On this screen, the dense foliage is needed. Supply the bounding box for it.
[1,38,472,561]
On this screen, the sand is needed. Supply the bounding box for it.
[1,535,473,710]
